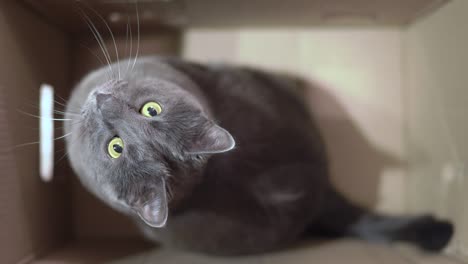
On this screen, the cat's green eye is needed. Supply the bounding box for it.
[141,101,162,117]
[108,137,124,159]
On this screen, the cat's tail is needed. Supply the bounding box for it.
[309,189,454,252]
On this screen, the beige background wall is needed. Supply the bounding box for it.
[405,0,468,257]
[183,28,407,213]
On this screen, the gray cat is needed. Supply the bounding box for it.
[65,56,453,255]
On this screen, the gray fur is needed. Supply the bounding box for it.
[65,56,453,255]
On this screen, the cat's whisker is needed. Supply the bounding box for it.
[124,16,130,77]
[29,100,59,110]
[55,113,81,118]
[76,6,115,79]
[50,106,78,115]
[54,132,73,141]
[12,141,42,149]
[54,110,83,117]
[54,148,67,159]
[125,15,133,76]
[131,1,140,74]
[17,109,78,121]
[12,132,73,150]
[44,132,74,142]
[54,108,81,115]
[53,118,76,121]
[87,17,115,79]
[55,122,82,130]
[54,110,81,116]
[54,100,68,108]
[125,16,129,57]
[55,147,66,154]
[55,151,69,165]
[83,16,114,79]
[64,102,83,114]
[82,2,121,80]
[126,14,134,78]
[56,129,86,166]
[27,103,80,116]
[29,125,71,131]
[50,100,81,114]
[55,94,69,104]
[79,43,112,81]
[24,121,82,132]
[29,123,80,131]
[51,105,80,115]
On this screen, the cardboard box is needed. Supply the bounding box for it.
[2,0,466,263]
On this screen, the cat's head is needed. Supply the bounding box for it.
[66,71,235,228]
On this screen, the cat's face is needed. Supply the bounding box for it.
[71,78,235,228]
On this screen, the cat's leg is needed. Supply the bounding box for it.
[162,211,294,255]
[311,189,454,252]
[134,212,278,255]
[155,163,329,255]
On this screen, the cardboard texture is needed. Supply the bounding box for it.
[0,2,71,263]
[2,0,466,263]
[25,0,448,31]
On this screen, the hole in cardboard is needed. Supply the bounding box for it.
[40,84,54,182]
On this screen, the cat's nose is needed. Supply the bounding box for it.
[95,92,112,106]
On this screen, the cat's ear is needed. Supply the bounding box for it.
[187,123,235,155]
[135,180,168,228]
